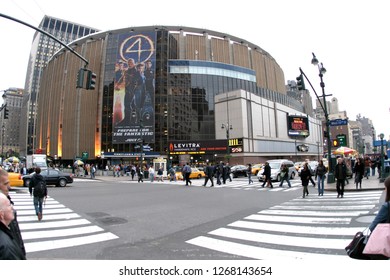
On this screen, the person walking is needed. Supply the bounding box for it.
[168,166,176,182]
[315,160,327,196]
[137,165,144,183]
[279,163,292,188]
[28,167,47,221]
[0,193,26,260]
[353,157,365,189]
[0,169,26,258]
[183,163,192,186]
[148,166,155,182]
[334,158,347,198]
[247,164,254,184]
[300,163,311,198]
[157,167,164,182]
[261,162,273,188]
[203,163,214,187]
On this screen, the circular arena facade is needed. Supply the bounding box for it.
[36,26,321,167]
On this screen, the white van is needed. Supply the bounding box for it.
[257,159,296,182]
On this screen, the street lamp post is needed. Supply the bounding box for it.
[221,123,232,163]
[311,53,334,183]
[379,133,385,182]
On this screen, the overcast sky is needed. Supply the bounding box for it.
[1,0,389,139]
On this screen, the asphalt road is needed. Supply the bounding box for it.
[14,177,299,259]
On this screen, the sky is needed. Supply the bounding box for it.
[1,0,389,140]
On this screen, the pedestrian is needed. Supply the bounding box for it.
[90,164,96,179]
[221,162,229,184]
[261,162,273,188]
[353,157,365,189]
[364,157,371,179]
[203,163,214,187]
[0,169,26,258]
[369,176,390,232]
[182,163,192,186]
[300,163,311,198]
[137,165,144,183]
[148,166,155,182]
[315,160,327,196]
[306,161,316,187]
[334,157,347,198]
[131,166,136,180]
[225,163,232,182]
[157,167,164,182]
[215,162,223,185]
[168,166,176,182]
[371,159,377,177]
[279,163,292,188]
[0,193,26,260]
[28,167,47,221]
[247,164,254,184]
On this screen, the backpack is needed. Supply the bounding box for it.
[34,180,47,198]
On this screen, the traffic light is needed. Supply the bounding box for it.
[76,68,85,88]
[323,130,329,138]
[296,74,305,90]
[4,105,9,119]
[332,139,339,147]
[86,70,97,90]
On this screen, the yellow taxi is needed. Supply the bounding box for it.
[251,164,263,175]
[170,167,205,180]
[8,172,24,187]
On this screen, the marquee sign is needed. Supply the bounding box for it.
[287,115,310,137]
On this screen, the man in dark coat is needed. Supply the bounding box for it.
[203,163,214,187]
[0,193,26,259]
[0,169,26,258]
[334,157,347,198]
[28,167,47,221]
[261,162,273,188]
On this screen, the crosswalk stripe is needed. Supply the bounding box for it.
[209,227,350,250]
[245,214,351,224]
[186,236,346,260]
[185,190,380,259]
[11,194,119,254]
[228,220,363,236]
[25,232,118,253]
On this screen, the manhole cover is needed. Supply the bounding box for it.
[97,217,128,225]
[86,212,109,218]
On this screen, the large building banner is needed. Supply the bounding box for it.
[112,32,156,144]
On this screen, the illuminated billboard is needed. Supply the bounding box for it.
[287,115,310,137]
[112,32,156,144]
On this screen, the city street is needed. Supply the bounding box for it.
[10,176,384,260]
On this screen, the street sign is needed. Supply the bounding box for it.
[329,119,348,126]
[373,140,388,147]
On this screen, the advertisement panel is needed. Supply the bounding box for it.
[169,140,228,155]
[112,32,156,144]
[287,115,310,137]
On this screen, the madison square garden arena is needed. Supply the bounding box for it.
[35,26,322,168]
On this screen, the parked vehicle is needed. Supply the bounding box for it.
[298,161,318,176]
[257,159,296,182]
[23,169,73,187]
[251,164,263,175]
[230,165,248,178]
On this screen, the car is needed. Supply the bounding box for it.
[169,167,205,180]
[23,169,73,187]
[251,164,263,175]
[230,165,248,178]
[298,161,318,176]
[8,172,23,187]
[257,159,296,182]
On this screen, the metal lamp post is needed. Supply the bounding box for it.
[311,53,334,183]
[221,123,232,163]
[379,133,385,182]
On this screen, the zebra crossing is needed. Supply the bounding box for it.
[186,190,382,259]
[10,192,118,253]
[112,177,304,191]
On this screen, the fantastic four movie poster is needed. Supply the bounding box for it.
[112,32,156,144]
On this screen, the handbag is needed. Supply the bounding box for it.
[363,202,390,258]
[345,230,370,259]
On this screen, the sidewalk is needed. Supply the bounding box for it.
[88,173,386,192]
[324,175,385,192]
